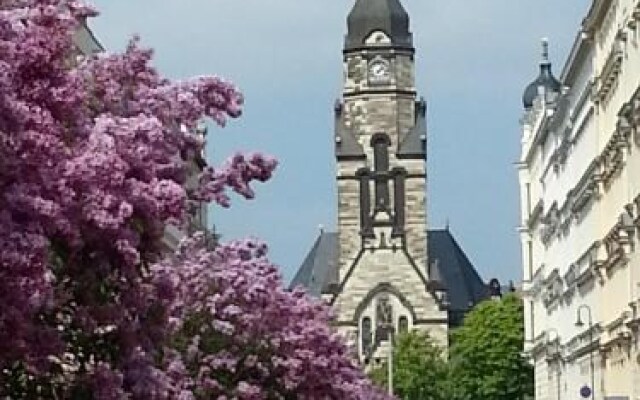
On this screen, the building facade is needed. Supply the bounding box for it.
[290,0,488,366]
[518,1,640,399]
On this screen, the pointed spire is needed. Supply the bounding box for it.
[541,37,550,64]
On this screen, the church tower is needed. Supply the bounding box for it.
[290,0,490,366]
[330,0,448,363]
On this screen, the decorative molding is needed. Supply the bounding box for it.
[542,268,564,308]
[540,202,560,246]
[538,200,640,307]
[532,91,637,248]
[600,312,633,352]
[632,1,640,27]
[632,87,640,146]
[343,88,417,98]
[601,224,627,271]
[634,194,640,228]
[565,323,603,362]
[599,116,632,188]
[351,282,419,324]
[583,0,615,34]
[527,199,544,229]
[564,263,579,288]
[594,36,624,104]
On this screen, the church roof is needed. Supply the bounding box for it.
[345,0,413,50]
[289,229,488,315]
[397,99,427,159]
[427,229,488,312]
[289,231,339,297]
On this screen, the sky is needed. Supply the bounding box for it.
[90,0,591,285]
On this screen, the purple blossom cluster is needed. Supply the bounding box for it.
[148,235,392,399]
[0,0,390,398]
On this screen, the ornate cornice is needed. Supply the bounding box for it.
[540,203,560,245]
[594,35,624,104]
[626,0,640,29]
[527,199,544,230]
[537,200,639,309]
[532,92,637,249]
[542,268,564,308]
[565,323,603,362]
[632,87,640,146]
[600,312,633,353]
[634,194,640,229]
[599,109,632,189]
[583,0,614,34]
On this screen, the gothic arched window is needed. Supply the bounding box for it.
[398,316,409,334]
[361,317,372,355]
[371,134,391,211]
[371,134,390,173]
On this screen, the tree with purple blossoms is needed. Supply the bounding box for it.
[0,1,390,398]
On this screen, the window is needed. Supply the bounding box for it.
[372,134,390,173]
[398,316,409,334]
[528,241,534,280]
[361,317,372,355]
[371,134,391,211]
[525,183,532,218]
[376,295,393,326]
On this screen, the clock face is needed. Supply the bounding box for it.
[368,60,390,83]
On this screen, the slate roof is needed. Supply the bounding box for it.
[345,0,413,50]
[427,229,488,312]
[289,232,339,297]
[290,229,488,325]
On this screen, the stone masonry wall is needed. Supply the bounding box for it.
[334,46,447,354]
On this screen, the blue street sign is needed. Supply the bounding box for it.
[580,385,592,398]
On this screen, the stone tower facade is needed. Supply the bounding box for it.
[330,0,448,364]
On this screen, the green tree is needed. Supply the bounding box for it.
[448,294,534,400]
[370,331,450,400]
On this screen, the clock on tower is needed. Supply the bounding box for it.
[368,58,390,85]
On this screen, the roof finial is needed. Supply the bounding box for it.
[445,218,450,231]
[541,37,550,64]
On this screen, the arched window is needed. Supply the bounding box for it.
[371,134,390,173]
[361,317,372,355]
[371,134,391,211]
[376,295,393,326]
[375,295,393,341]
[398,316,409,334]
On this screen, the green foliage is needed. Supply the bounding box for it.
[369,295,534,400]
[448,294,534,400]
[370,331,450,400]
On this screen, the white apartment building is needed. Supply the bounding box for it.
[518,1,640,399]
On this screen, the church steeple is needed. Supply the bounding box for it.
[290,0,487,365]
[345,0,413,50]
